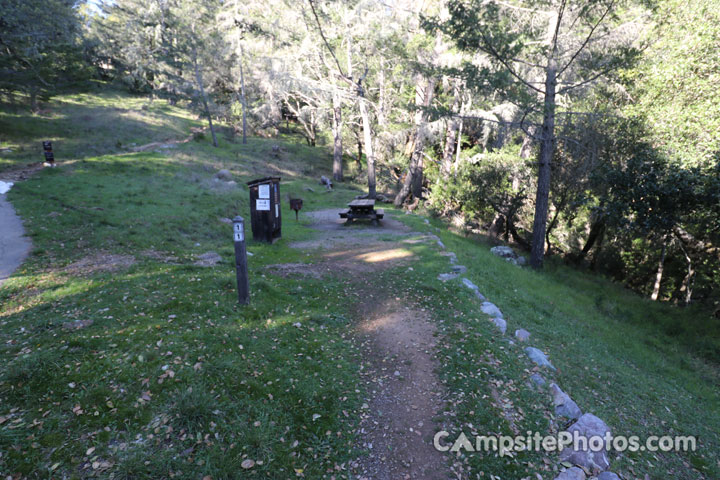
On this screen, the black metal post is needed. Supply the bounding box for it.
[233,216,249,304]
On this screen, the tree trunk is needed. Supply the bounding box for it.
[309,112,316,146]
[442,82,461,177]
[453,97,472,175]
[238,47,248,145]
[378,58,387,127]
[509,222,532,251]
[678,243,695,305]
[577,216,605,262]
[529,59,557,269]
[589,225,605,271]
[454,115,464,175]
[545,192,568,256]
[519,126,537,159]
[442,119,459,177]
[411,156,425,198]
[358,98,376,199]
[395,153,421,207]
[355,129,363,169]
[394,77,436,207]
[651,235,670,301]
[193,51,218,148]
[332,92,343,181]
[29,87,38,112]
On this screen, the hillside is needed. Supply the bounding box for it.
[0,91,718,479]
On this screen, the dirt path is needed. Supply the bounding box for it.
[352,296,448,480]
[0,163,40,286]
[130,126,206,152]
[291,209,450,480]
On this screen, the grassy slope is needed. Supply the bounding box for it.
[393,216,720,478]
[0,90,718,479]
[0,90,370,478]
[0,86,199,173]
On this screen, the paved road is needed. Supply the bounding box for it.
[0,182,32,286]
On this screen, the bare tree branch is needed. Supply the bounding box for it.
[557,0,615,78]
[307,0,348,80]
[479,32,546,94]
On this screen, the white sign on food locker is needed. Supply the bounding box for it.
[256,199,270,211]
[275,204,279,217]
[258,184,270,199]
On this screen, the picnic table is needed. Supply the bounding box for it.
[339,198,384,225]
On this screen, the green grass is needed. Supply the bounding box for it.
[0,85,202,172]
[1,88,718,479]
[0,90,369,478]
[392,213,720,479]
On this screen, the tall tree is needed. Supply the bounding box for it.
[90,0,172,94]
[0,0,88,109]
[307,0,378,197]
[331,90,343,180]
[172,0,223,146]
[394,74,437,206]
[431,0,639,268]
[217,1,271,144]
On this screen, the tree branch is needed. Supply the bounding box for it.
[479,32,545,94]
[557,0,615,78]
[307,0,348,80]
[556,62,615,95]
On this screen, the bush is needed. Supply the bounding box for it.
[426,148,534,240]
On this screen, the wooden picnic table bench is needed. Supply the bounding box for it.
[339,198,384,225]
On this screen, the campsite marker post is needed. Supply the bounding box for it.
[233,216,249,304]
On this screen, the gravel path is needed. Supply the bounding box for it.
[0,181,31,286]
